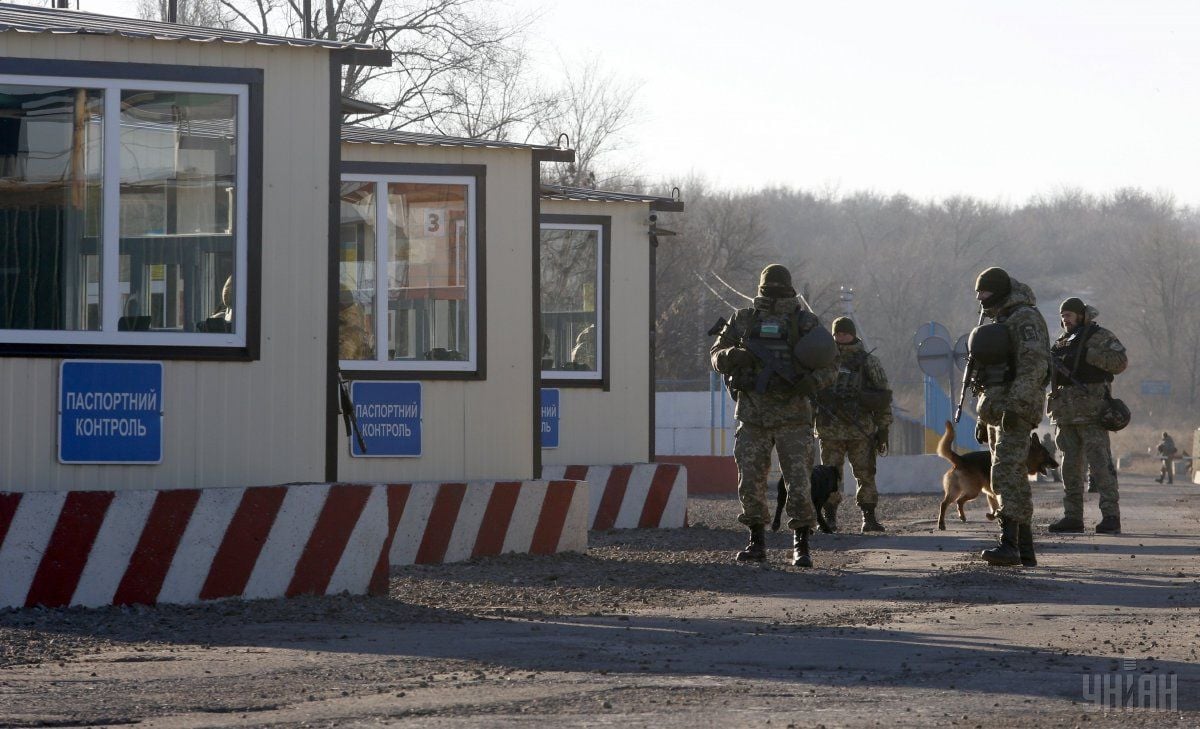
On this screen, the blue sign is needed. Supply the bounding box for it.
[1141,380,1171,396]
[350,381,421,457]
[541,388,560,449]
[59,360,163,464]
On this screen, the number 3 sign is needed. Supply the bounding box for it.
[423,208,448,236]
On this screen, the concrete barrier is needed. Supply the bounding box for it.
[655,455,738,495]
[852,454,947,494]
[386,481,588,566]
[0,484,395,609]
[540,463,687,529]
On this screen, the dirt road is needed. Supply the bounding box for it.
[1,476,1197,727]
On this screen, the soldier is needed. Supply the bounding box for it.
[1041,432,1061,482]
[710,264,838,567]
[814,317,893,533]
[1046,298,1128,534]
[1155,431,1177,484]
[970,267,1050,567]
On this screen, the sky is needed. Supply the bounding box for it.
[85,0,1200,205]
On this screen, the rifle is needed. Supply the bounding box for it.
[708,316,800,395]
[337,370,368,454]
[953,305,986,423]
[811,395,877,442]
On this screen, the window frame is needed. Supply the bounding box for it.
[539,214,610,390]
[338,162,486,379]
[0,59,263,361]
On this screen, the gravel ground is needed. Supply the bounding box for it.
[0,495,924,671]
[1,485,1197,728]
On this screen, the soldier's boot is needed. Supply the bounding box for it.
[1048,515,1085,533]
[792,528,812,568]
[1017,522,1037,567]
[736,525,767,562]
[1095,514,1122,534]
[981,517,1022,566]
[860,505,885,533]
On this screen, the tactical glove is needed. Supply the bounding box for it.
[724,347,755,371]
[974,420,988,445]
[875,428,889,456]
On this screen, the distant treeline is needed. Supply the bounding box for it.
[654,183,1200,448]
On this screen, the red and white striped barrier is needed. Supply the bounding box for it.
[540,463,687,530]
[386,481,588,566]
[0,484,397,609]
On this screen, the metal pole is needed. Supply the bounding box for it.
[167,0,177,23]
[303,0,312,38]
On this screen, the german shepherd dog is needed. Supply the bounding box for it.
[771,465,843,534]
[936,420,1059,530]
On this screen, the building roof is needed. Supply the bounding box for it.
[342,126,574,161]
[0,2,376,51]
[541,184,684,212]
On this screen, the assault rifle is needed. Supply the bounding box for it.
[708,316,799,394]
[953,305,986,423]
[337,370,368,454]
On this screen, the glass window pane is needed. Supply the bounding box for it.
[540,228,599,372]
[119,90,236,333]
[387,182,469,361]
[339,181,377,360]
[0,84,103,331]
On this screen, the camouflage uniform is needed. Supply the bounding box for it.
[1047,306,1127,522]
[711,298,837,532]
[1156,433,1177,484]
[975,279,1050,525]
[816,339,892,508]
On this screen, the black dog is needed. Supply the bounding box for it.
[771,465,843,534]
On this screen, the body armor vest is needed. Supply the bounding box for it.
[748,314,798,392]
[832,350,867,399]
[1051,324,1112,387]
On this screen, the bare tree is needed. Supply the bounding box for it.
[170,1,532,131]
[425,45,556,141]
[539,58,643,190]
[137,0,237,27]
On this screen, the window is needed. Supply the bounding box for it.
[339,174,478,372]
[540,219,606,384]
[0,72,250,351]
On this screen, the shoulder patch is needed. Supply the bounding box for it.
[1111,341,1125,352]
[1020,324,1037,342]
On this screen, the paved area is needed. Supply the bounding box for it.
[1,476,1197,727]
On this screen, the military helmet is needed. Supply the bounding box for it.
[1098,397,1131,432]
[967,322,1010,366]
[793,324,838,371]
[758,264,796,298]
[832,316,856,336]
